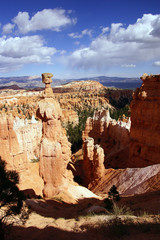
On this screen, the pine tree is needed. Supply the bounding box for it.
[0,157,28,240]
[108,185,120,202]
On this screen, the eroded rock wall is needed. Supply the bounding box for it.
[129,74,160,167]
[0,114,43,195]
[82,109,130,169]
[0,114,27,170]
[0,114,42,170]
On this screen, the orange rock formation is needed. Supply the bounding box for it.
[36,73,73,197]
[82,109,130,169]
[0,113,43,195]
[83,74,160,195]
[129,74,160,167]
[42,72,54,98]
[83,137,105,187]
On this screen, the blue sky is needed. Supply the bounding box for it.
[0,0,160,79]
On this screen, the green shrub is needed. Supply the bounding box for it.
[108,185,120,202]
[112,203,133,216]
[30,158,39,163]
[110,105,130,120]
[66,107,94,153]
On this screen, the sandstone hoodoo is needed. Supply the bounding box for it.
[83,137,105,187]
[82,109,131,170]
[129,74,160,167]
[42,72,54,98]
[37,73,73,197]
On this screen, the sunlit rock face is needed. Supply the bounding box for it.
[83,137,105,187]
[0,114,42,170]
[36,73,73,198]
[61,109,79,127]
[0,113,43,195]
[0,114,28,170]
[129,74,160,167]
[82,109,130,169]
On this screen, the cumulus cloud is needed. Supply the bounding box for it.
[11,8,76,34]
[67,14,160,70]
[0,35,57,72]
[153,61,160,67]
[2,23,15,34]
[150,16,160,37]
[101,26,109,34]
[68,29,92,39]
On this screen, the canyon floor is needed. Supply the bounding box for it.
[6,191,160,240]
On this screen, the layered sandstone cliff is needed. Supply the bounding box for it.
[83,74,160,196]
[0,113,43,195]
[0,80,113,127]
[53,80,105,93]
[129,74,160,167]
[61,108,79,126]
[92,164,160,196]
[82,109,130,169]
[0,114,42,170]
[54,80,114,117]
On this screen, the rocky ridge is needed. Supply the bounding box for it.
[0,80,133,128]
[0,80,114,127]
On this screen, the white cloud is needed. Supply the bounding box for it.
[153,61,160,67]
[68,29,92,39]
[82,29,92,37]
[121,64,136,68]
[59,50,66,55]
[12,8,76,34]
[67,14,160,70]
[101,26,109,34]
[0,35,57,72]
[2,23,15,34]
[74,41,80,45]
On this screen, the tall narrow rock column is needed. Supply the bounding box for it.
[42,72,54,98]
[37,73,71,197]
[83,137,105,188]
